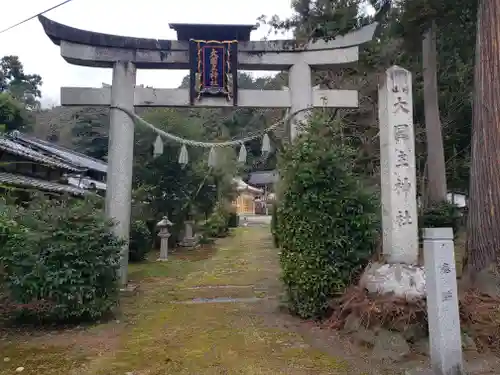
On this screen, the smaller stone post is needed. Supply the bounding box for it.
[156,216,173,261]
[180,220,197,248]
[423,228,463,375]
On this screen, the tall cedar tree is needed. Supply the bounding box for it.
[466,0,500,279]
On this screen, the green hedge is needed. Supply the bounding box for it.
[419,200,462,239]
[0,196,122,323]
[276,117,380,319]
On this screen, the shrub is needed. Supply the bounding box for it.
[276,116,380,319]
[0,200,17,252]
[0,195,123,323]
[203,201,230,238]
[419,200,462,239]
[129,220,153,262]
[0,201,18,287]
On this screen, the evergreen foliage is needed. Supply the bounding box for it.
[0,196,122,323]
[129,220,153,262]
[276,116,380,319]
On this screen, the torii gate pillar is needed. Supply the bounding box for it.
[289,61,313,140]
[106,61,136,286]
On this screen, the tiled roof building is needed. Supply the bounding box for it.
[0,131,107,196]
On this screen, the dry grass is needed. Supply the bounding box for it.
[327,285,500,355]
[460,289,500,352]
[327,286,427,333]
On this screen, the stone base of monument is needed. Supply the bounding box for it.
[179,236,200,248]
[334,286,425,363]
[359,262,426,301]
[330,262,428,363]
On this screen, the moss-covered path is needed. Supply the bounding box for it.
[0,227,365,375]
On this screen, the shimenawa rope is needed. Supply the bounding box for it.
[109,106,310,148]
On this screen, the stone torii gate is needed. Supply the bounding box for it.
[38,15,377,286]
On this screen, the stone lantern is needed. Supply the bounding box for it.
[156,216,173,261]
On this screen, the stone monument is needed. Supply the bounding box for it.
[38,15,378,285]
[379,66,419,265]
[361,66,424,300]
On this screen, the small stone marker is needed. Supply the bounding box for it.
[378,66,419,265]
[180,220,197,247]
[423,228,463,375]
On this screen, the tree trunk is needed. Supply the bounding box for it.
[422,22,447,205]
[465,0,500,281]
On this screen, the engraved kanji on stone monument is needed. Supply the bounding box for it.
[396,209,412,226]
[395,175,411,196]
[378,66,418,265]
[441,289,453,302]
[390,68,410,94]
[393,97,410,114]
[394,124,410,143]
[395,149,409,168]
[440,262,451,274]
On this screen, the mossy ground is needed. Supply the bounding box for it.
[0,227,352,375]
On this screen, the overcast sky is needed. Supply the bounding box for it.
[0,0,294,108]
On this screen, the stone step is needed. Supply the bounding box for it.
[170,296,275,304]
